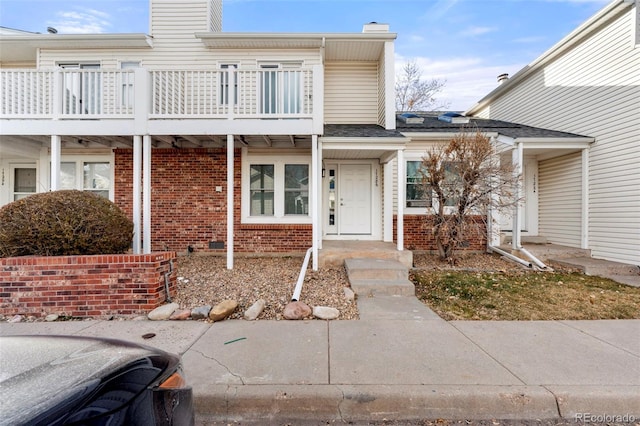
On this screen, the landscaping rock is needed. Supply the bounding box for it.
[191,305,212,320]
[44,314,59,322]
[169,309,191,320]
[343,287,356,301]
[313,306,340,320]
[244,299,266,321]
[209,300,238,322]
[8,315,23,323]
[283,301,311,320]
[148,302,179,321]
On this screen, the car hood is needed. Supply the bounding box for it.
[0,335,176,426]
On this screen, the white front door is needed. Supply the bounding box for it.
[339,164,371,234]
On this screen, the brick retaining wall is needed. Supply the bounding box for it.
[395,215,487,251]
[0,252,177,318]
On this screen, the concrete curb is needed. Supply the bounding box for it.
[194,385,560,423]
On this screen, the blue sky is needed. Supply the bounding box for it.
[0,0,611,110]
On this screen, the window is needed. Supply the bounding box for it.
[405,159,460,209]
[120,61,140,109]
[250,165,274,216]
[259,63,302,114]
[243,154,310,223]
[60,64,101,115]
[84,162,111,198]
[52,157,112,199]
[284,164,309,215]
[220,64,238,105]
[13,167,37,201]
[406,160,430,208]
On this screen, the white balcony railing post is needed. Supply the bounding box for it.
[312,65,324,134]
[134,68,150,134]
[52,68,62,119]
[228,67,236,120]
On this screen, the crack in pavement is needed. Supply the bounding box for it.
[192,349,246,385]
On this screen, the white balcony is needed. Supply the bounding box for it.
[0,67,321,135]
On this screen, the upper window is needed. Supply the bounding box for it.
[59,64,101,115]
[120,61,140,109]
[219,64,238,106]
[243,154,310,223]
[259,63,302,115]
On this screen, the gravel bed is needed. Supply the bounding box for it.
[173,255,358,320]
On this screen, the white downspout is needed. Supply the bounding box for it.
[226,134,234,270]
[50,135,61,191]
[312,135,319,271]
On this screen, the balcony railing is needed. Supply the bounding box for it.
[0,68,315,120]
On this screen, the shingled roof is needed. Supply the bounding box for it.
[396,112,590,139]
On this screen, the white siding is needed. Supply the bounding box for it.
[324,62,378,124]
[539,153,583,248]
[473,5,640,265]
[209,0,223,32]
[377,55,386,127]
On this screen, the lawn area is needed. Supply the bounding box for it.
[412,269,640,321]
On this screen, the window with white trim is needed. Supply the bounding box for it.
[219,64,238,105]
[243,153,310,223]
[120,61,140,109]
[55,156,113,200]
[405,159,460,210]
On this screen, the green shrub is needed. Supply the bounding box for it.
[0,190,133,257]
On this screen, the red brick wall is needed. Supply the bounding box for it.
[394,215,487,251]
[114,148,312,254]
[0,253,176,318]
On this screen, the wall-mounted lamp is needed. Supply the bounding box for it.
[322,168,326,178]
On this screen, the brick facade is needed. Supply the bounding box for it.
[0,252,176,318]
[114,148,312,254]
[394,215,487,252]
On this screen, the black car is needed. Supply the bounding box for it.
[0,335,194,426]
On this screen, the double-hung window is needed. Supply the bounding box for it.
[243,154,310,223]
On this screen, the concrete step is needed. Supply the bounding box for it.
[356,295,439,320]
[345,258,408,282]
[349,279,415,297]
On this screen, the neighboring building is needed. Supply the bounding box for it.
[466,0,640,266]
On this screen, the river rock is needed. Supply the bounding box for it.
[343,287,356,301]
[244,299,266,321]
[169,309,192,320]
[283,301,311,320]
[44,314,59,322]
[191,305,212,320]
[209,300,238,322]
[313,306,340,320]
[148,302,179,321]
[8,315,23,323]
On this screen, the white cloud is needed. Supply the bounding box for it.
[459,26,496,37]
[396,53,526,111]
[48,8,112,34]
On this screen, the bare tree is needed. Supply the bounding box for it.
[395,60,448,112]
[420,129,519,261]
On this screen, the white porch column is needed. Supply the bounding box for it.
[312,135,319,271]
[50,135,61,190]
[396,149,404,251]
[512,142,524,250]
[581,148,589,249]
[317,139,323,250]
[383,160,393,242]
[132,135,142,254]
[226,134,234,270]
[142,135,152,254]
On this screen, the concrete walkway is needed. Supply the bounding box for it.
[1,298,638,424]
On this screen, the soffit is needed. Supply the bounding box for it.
[0,34,153,63]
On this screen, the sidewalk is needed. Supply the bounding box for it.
[1,299,639,424]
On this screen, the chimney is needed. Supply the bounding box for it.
[362,22,389,33]
[497,73,509,84]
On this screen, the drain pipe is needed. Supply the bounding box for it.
[518,246,549,269]
[292,247,313,301]
[164,258,174,303]
[489,245,532,268]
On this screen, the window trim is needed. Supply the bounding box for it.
[242,151,311,224]
[51,154,114,201]
[404,156,460,215]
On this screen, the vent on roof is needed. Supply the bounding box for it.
[398,113,424,124]
[438,112,470,124]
